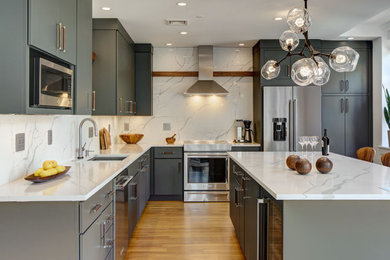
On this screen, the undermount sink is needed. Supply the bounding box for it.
[88,154,129,161]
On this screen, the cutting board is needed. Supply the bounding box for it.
[100,128,111,150]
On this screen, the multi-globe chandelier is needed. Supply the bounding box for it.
[261,0,360,86]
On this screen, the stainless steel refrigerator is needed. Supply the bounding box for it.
[263,86,322,152]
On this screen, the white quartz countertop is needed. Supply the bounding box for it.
[228,152,390,201]
[0,144,153,202]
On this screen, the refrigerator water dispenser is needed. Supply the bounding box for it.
[272,118,287,141]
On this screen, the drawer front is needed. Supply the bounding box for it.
[154,147,183,159]
[80,203,114,260]
[80,181,114,233]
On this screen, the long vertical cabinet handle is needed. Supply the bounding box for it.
[345,80,349,92]
[92,91,96,112]
[287,65,291,77]
[288,100,293,152]
[340,80,344,92]
[119,98,123,113]
[133,102,137,115]
[293,99,297,151]
[62,25,66,53]
[57,23,63,50]
[340,98,344,113]
[345,98,349,113]
[258,198,270,260]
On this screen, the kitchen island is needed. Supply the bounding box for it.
[228,151,390,260]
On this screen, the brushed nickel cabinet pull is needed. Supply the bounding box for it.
[345,98,349,113]
[92,91,96,111]
[340,80,344,92]
[340,98,344,113]
[57,23,63,50]
[133,102,137,114]
[62,25,66,53]
[119,98,123,113]
[345,80,349,92]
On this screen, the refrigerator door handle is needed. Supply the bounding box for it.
[293,99,297,151]
[288,99,293,151]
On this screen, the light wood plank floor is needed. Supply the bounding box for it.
[125,201,245,260]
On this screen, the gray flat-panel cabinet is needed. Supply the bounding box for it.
[345,95,370,157]
[92,19,135,115]
[128,173,139,238]
[244,175,260,260]
[321,95,346,155]
[29,0,77,64]
[75,0,92,115]
[322,95,370,157]
[154,159,183,196]
[135,44,153,116]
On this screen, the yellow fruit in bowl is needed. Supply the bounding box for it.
[43,160,53,170]
[56,165,66,173]
[34,168,44,177]
[50,160,58,167]
[40,168,58,178]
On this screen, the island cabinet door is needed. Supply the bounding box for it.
[229,176,240,235]
[243,174,261,260]
[261,195,284,260]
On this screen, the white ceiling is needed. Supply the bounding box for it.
[92,0,390,47]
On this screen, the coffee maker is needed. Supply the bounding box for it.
[243,120,253,143]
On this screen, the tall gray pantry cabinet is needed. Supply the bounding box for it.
[92,19,136,115]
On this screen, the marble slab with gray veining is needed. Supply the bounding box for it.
[228,151,390,200]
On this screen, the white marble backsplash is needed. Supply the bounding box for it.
[118,47,253,143]
[0,47,253,185]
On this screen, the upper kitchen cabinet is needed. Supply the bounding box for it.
[29,0,77,64]
[135,44,154,116]
[92,19,136,115]
[75,0,92,115]
[321,41,372,95]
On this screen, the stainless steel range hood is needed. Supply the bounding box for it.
[184,46,229,96]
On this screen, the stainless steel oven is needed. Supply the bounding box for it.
[30,50,73,109]
[184,140,231,202]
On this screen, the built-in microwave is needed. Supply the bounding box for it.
[30,50,74,109]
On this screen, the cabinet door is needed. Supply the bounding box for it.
[238,179,245,252]
[137,169,147,219]
[345,49,369,94]
[135,49,153,116]
[117,32,133,115]
[92,30,117,115]
[321,49,346,94]
[267,198,283,260]
[56,0,76,64]
[75,0,92,115]
[128,175,139,238]
[244,176,260,260]
[345,95,370,157]
[229,177,239,234]
[29,0,60,58]
[154,159,183,196]
[322,95,346,155]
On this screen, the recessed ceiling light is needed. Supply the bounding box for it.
[166,43,173,46]
[274,17,283,21]
[180,31,188,35]
[177,2,187,7]
[347,37,355,40]
[239,43,245,46]
[101,7,111,11]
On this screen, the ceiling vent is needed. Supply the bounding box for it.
[165,19,188,26]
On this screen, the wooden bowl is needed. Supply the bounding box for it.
[286,155,301,170]
[316,157,333,174]
[120,134,144,144]
[25,166,71,183]
[295,159,312,175]
[166,137,176,144]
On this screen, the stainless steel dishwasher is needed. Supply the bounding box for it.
[115,169,132,260]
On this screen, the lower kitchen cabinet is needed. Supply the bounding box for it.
[230,160,283,260]
[152,147,183,200]
[0,181,115,260]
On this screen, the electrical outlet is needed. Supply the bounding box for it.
[15,133,25,152]
[124,123,130,131]
[163,123,171,131]
[88,127,93,138]
[48,130,53,145]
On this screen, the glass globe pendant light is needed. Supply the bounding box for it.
[261,60,280,80]
[260,0,359,88]
[329,46,360,72]
[279,30,299,51]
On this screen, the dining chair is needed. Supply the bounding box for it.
[356,147,375,163]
